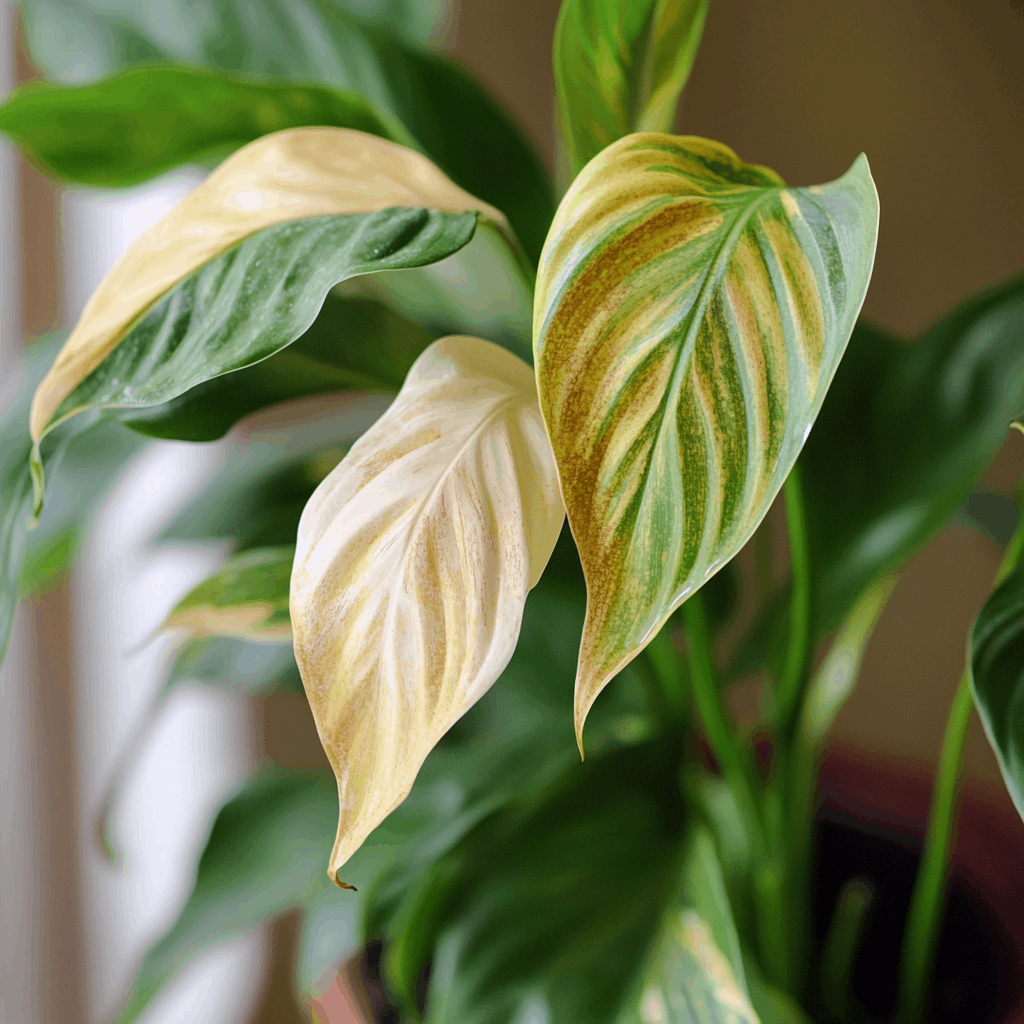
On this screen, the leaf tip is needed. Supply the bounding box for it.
[333,870,358,892]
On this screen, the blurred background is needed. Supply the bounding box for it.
[0,0,1021,1021]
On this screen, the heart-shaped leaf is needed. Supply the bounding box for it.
[165,547,295,642]
[534,133,878,744]
[0,65,417,186]
[554,0,710,176]
[971,558,1024,823]
[290,336,565,882]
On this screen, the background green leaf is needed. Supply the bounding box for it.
[553,0,709,177]
[801,276,1024,632]
[17,0,554,263]
[0,66,416,186]
[165,546,294,641]
[971,558,1024,823]
[413,741,685,1024]
[0,335,144,660]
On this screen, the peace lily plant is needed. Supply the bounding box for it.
[2,0,1023,1022]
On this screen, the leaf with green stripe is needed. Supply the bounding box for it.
[165,547,295,642]
[28,127,530,517]
[18,0,554,265]
[533,132,878,745]
[554,0,710,177]
[0,66,417,187]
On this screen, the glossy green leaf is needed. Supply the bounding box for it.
[165,547,294,642]
[109,771,344,1024]
[0,66,417,186]
[554,0,709,176]
[802,276,1024,631]
[18,0,554,263]
[0,335,144,661]
[971,559,1024,822]
[417,741,685,1024]
[121,295,434,443]
[534,133,879,744]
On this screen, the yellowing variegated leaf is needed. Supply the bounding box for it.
[290,336,564,882]
[164,547,294,642]
[534,133,879,746]
[29,126,513,441]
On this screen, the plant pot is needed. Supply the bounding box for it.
[313,742,1024,1024]
[814,743,1024,1024]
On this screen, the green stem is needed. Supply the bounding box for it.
[898,497,1024,1024]
[776,462,812,739]
[896,673,973,1024]
[682,594,760,821]
[821,878,875,1023]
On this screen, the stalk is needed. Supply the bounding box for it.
[896,673,973,1024]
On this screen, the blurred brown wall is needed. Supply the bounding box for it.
[446,0,1024,788]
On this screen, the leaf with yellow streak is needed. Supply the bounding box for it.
[290,335,564,883]
[165,547,295,642]
[534,133,879,748]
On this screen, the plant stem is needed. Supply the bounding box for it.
[776,461,812,739]
[820,878,875,1023]
[896,672,973,1024]
[682,593,760,822]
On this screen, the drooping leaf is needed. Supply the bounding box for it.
[553,0,710,176]
[164,547,295,642]
[802,276,1024,631]
[0,66,417,186]
[18,0,554,264]
[533,133,879,744]
[29,128,528,512]
[108,771,346,1024]
[0,335,145,661]
[121,295,433,442]
[971,559,1024,823]
[290,336,565,882]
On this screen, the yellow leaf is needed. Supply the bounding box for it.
[290,335,565,882]
[30,127,512,440]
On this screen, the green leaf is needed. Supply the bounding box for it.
[802,276,1024,631]
[159,390,395,547]
[534,133,879,744]
[165,546,294,641]
[554,0,710,176]
[0,335,144,661]
[971,559,1024,822]
[18,0,554,264]
[121,294,434,442]
[417,741,685,1024]
[0,65,417,186]
[109,771,348,1024]
[166,635,303,697]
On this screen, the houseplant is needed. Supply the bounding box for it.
[1,0,1023,1022]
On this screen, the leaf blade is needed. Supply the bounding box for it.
[290,336,565,881]
[554,0,710,175]
[534,133,879,743]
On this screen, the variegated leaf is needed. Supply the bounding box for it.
[554,0,710,176]
[164,547,295,642]
[534,133,878,745]
[290,336,564,882]
[29,128,527,505]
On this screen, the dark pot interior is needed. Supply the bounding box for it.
[811,809,1019,1023]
